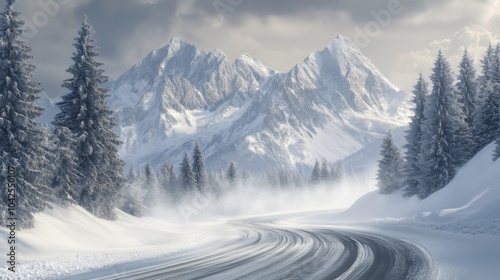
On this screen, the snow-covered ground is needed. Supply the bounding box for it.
[0,206,234,280]
[1,144,499,279]
[290,143,500,279]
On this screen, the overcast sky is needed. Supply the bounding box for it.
[8,0,500,97]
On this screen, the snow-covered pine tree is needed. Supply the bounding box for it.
[51,126,81,206]
[456,48,478,132]
[158,162,172,203]
[403,73,429,197]
[192,142,209,194]
[320,161,329,182]
[473,44,499,151]
[167,164,180,201]
[119,171,146,217]
[419,51,469,198]
[180,152,196,197]
[309,160,321,185]
[226,161,237,186]
[52,16,124,219]
[158,162,169,189]
[127,164,137,182]
[492,44,500,161]
[0,0,52,228]
[376,131,404,194]
[143,162,159,209]
[334,161,344,182]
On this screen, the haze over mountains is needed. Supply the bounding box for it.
[39,35,410,174]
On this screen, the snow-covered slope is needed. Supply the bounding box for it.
[340,143,500,234]
[0,205,228,279]
[108,35,410,173]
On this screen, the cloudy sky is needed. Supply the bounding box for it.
[8,0,500,97]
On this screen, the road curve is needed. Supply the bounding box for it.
[69,218,436,280]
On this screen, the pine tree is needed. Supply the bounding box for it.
[158,162,171,202]
[127,164,137,182]
[403,73,429,197]
[0,0,52,228]
[180,152,196,196]
[456,48,478,131]
[473,44,499,151]
[143,162,159,209]
[492,44,500,161]
[164,163,182,204]
[119,165,145,217]
[377,131,404,194]
[309,160,321,184]
[53,16,124,219]
[320,160,329,182]
[226,161,237,186]
[192,142,208,194]
[331,161,344,183]
[51,126,81,206]
[419,51,469,198]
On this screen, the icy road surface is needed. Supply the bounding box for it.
[67,215,436,280]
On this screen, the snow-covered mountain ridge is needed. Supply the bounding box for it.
[42,35,410,173]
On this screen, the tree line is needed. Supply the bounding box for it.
[377,46,500,199]
[0,1,123,228]
[120,143,240,217]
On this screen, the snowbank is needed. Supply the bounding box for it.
[339,143,500,235]
[0,205,229,279]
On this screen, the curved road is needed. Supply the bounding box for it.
[69,217,436,280]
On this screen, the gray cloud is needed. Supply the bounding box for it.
[74,0,180,59]
[195,0,431,23]
[2,0,499,98]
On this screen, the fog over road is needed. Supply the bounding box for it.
[69,214,436,280]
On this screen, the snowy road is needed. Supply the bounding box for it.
[68,216,435,280]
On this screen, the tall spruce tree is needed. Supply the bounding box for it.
[377,131,404,194]
[331,161,344,183]
[309,160,321,185]
[180,152,196,196]
[0,0,52,228]
[120,164,145,217]
[320,160,329,182]
[192,142,208,194]
[473,44,499,151]
[419,51,468,198]
[456,48,478,131]
[143,162,159,209]
[226,161,238,184]
[226,161,237,186]
[51,126,81,206]
[158,162,172,203]
[403,73,429,197]
[53,16,124,219]
[493,44,500,161]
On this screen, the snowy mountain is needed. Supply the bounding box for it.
[106,36,410,173]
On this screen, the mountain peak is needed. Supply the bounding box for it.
[326,34,360,53]
[169,36,185,45]
[164,36,192,52]
[209,48,226,58]
[235,53,275,77]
